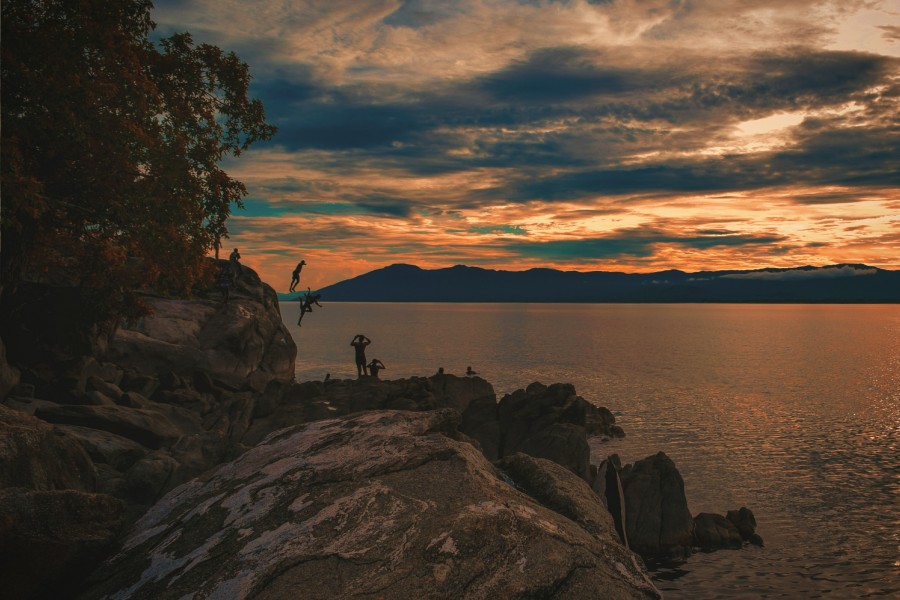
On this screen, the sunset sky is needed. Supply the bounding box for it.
[152,0,900,290]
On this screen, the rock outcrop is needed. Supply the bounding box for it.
[0,258,761,597]
[620,451,696,559]
[458,381,623,482]
[692,512,743,550]
[727,507,764,547]
[82,410,660,600]
[105,260,296,392]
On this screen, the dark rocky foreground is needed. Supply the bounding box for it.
[0,262,761,599]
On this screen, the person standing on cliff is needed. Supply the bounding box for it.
[229,248,242,282]
[289,260,306,292]
[351,334,371,377]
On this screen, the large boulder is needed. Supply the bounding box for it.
[244,375,497,446]
[692,513,743,550]
[495,453,619,541]
[620,452,695,559]
[485,382,620,482]
[106,261,296,391]
[592,457,629,547]
[727,507,764,546]
[0,404,97,491]
[82,409,659,600]
[428,373,496,413]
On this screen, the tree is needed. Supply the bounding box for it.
[1,0,275,327]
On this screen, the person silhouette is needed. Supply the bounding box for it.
[466,366,477,377]
[297,288,322,326]
[367,359,386,379]
[289,260,306,292]
[351,334,371,377]
[229,248,242,282]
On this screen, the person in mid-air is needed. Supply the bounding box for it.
[297,288,322,325]
[351,334,371,377]
[289,260,306,292]
[367,358,386,379]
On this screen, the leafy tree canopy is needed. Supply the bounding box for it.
[1,0,276,320]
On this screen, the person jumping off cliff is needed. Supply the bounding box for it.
[289,260,306,292]
[367,358,386,379]
[351,334,371,377]
[297,288,322,326]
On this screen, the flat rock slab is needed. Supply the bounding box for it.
[82,409,658,600]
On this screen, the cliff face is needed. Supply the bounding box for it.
[0,264,671,599]
[105,260,296,391]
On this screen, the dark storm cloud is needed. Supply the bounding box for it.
[345,194,418,218]
[505,227,786,260]
[689,51,893,111]
[474,47,651,103]
[240,34,897,210]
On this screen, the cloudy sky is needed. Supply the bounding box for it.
[152,0,900,289]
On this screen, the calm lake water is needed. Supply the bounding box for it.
[281,302,900,599]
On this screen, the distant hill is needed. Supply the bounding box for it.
[282,263,900,303]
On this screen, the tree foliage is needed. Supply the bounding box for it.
[1,0,275,319]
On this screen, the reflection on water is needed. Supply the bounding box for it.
[282,302,900,598]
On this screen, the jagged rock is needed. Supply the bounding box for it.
[593,458,629,547]
[56,425,148,472]
[495,453,619,541]
[0,405,97,491]
[517,422,592,481]
[120,373,159,399]
[244,375,498,449]
[727,507,763,546]
[86,375,124,401]
[460,395,501,460]
[429,373,496,413]
[82,410,659,600]
[620,452,695,559]
[693,513,743,550]
[492,382,617,482]
[0,488,125,600]
[33,404,185,450]
[105,262,296,390]
[124,452,181,504]
[116,390,153,409]
[79,390,118,406]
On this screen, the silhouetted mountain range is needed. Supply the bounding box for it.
[289,263,900,303]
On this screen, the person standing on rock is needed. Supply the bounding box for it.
[368,358,386,379]
[351,334,371,377]
[289,260,306,292]
[229,248,242,282]
[466,366,477,377]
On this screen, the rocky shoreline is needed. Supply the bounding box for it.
[0,263,761,599]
